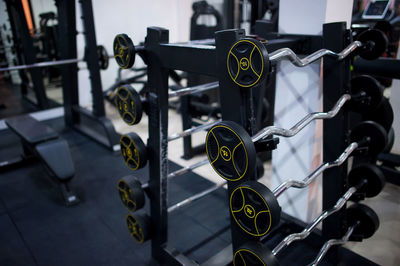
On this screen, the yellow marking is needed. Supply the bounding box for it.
[126,214,144,244]
[249,45,261,78]
[207,125,248,182]
[231,187,245,213]
[227,39,264,87]
[239,252,246,266]
[229,51,240,80]
[254,210,271,235]
[207,130,220,165]
[230,186,273,237]
[126,147,133,158]
[122,112,136,125]
[232,142,247,179]
[244,204,255,218]
[240,57,250,71]
[234,249,266,266]
[220,146,232,161]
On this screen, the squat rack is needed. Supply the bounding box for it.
[4,0,119,150]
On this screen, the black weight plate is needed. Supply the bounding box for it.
[383,127,395,153]
[117,175,145,212]
[350,75,383,112]
[230,181,281,237]
[256,157,265,179]
[350,120,388,156]
[348,163,386,198]
[113,33,135,69]
[206,121,256,181]
[126,213,151,244]
[358,29,388,60]
[347,203,380,239]
[363,98,394,132]
[120,132,147,170]
[115,85,143,125]
[97,45,109,70]
[227,38,270,88]
[233,242,279,266]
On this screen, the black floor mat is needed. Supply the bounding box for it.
[0,118,230,266]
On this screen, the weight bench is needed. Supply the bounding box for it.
[3,115,79,206]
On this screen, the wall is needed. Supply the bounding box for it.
[273,0,354,223]
[76,0,193,108]
[28,0,193,108]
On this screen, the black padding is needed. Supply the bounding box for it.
[5,115,58,144]
[35,138,75,181]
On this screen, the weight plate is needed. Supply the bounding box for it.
[115,84,143,125]
[347,203,379,239]
[227,38,270,88]
[233,242,279,266]
[383,127,395,153]
[126,213,151,244]
[206,121,256,181]
[113,33,135,69]
[348,163,386,198]
[120,132,147,170]
[350,75,383,112]
[350,120,387,156]
[363,98,394,132]
[256,157,265,179]
[358,29,388,60]
[97,45,109,70]
[230,181,281,237]
[117,175,145,212]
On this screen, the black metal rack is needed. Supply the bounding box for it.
[56,0,119,150]
[129,21,377,265]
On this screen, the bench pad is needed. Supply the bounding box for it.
[35,139,75,181]
[5,115,58,144]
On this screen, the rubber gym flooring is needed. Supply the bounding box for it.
[0,117,231,265]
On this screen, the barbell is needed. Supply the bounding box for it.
[114,81,219,126]
[0,45,110,72]
[228,29,387,87]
